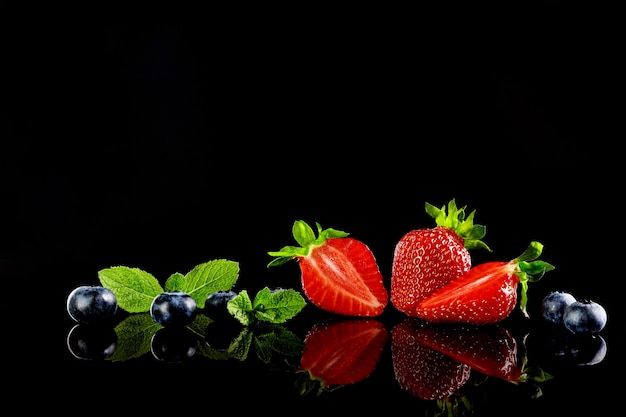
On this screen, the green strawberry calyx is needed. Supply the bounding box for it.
[426,199,492,252]
[513,241,556,318]
[267,220,349,268]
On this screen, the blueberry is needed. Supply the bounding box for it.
[150,291,197,327]
[541,291,576,324]
[204,290,237,320]
[66,285,118,324]
[563,299,607,334]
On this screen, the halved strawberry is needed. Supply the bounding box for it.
[391,318,471,400]
[412,322,522,382]
[297,319,388,394]
[390,199,491,316]
[416,241,555,324]
[267,220,388,316]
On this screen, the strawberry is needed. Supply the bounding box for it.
[416,241,555,324]
[297,319,388,394]
[390,199,491,316]
[267,220,388,316]
[391,318,471,400]
[412,322,523,382]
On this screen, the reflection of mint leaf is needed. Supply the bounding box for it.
[164,259,239,308]
[98,266,164,312]
[227,287,307,325]
[200,326,253,361]
[186,314,212,339]
[110,313,160,362]
[253,323,304,364]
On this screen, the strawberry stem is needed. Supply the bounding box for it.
[514,241,556,318]
[426,199,492,252]
[266,220,349,267]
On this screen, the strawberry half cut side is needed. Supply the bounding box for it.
[268,220,388,317]
[297,319,388,395]
[416,241,555,325]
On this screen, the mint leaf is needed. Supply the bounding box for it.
[109,313,159,362]
[164,259,239,308]
[227,287,307,325]
[228,289,255,325]
[252,287,306,323]
[163,272,186,291]
[98,266,164,313]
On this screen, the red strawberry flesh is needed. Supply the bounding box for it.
[416,261,519,324]
[300,237,388,316]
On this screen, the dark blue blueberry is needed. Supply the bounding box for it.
[541,291,576,324]
[66,285,118,324]
[150,326,198,362]
[563,299,607,334]
[150,291,197,327]
[66,324,118,360]
[204,290,237,320]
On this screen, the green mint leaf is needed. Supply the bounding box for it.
[110,313,160,362]
[228,290,255,326]
[164,272,186,292]
[252,287,307,324]
[165,259,239,309]
[98,266,164,313]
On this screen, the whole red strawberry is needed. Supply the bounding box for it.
[268,220,388,316]
[416,241,555,324]
[391,318,471,400]
[391,199,491,316]
[297,319,388,395]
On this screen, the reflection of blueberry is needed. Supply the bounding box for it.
[205,319,242,352]
[66,285,118,324]
[541,291,576,324]
[204,290,237,320]
[563,299,608,334]
[66,324,118,360]
[566,333,607,366]
[150,291,197,327]
[151,326,198,362]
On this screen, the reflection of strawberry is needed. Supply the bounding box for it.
[412,322,522,382]
[416,241,555,324]
[268,220,388,316]
[391,199,491,316]
[298,319,388,394]
[391,318,471,400]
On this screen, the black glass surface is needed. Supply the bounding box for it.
[2,5,620,415]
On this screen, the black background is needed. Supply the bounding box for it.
[1,3,621,415]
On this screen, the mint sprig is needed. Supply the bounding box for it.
[98,259,240,313]
[227,287,307,326]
